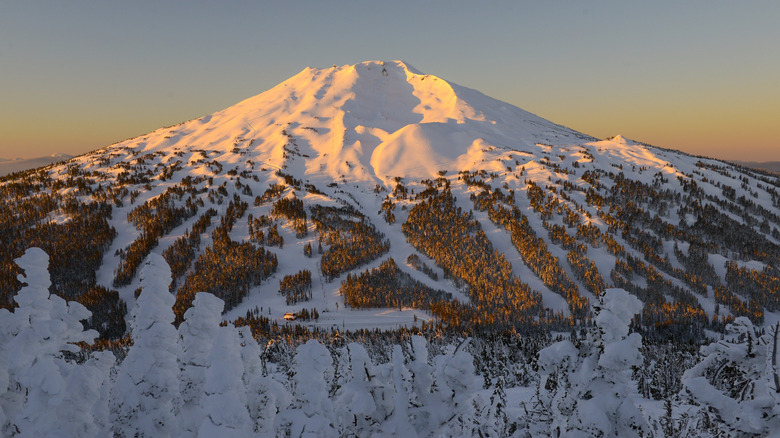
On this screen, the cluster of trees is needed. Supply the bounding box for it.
[402,187,542,327]
[270,196,308,237]
[254,183,287,206]
[75,284,128,340]
[566,249,606,295]
[471,185,588,319]
[290,307,319,321]
[340,258,451,310]
[173,198,277,323]
[406,253,438,281]
[279,270,312,305]
[114,188,199,286]
[265,223,284,248]
[380,195,396,224]
[9,249,780,436]
[162,208,218,290]
[311,205,390,280]
[725,262,780,312]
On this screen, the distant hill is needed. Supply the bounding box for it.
[0,153,73,176]
[732,160,780,174]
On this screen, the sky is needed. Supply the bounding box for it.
[2,1,779,162]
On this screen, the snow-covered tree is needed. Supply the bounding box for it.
[238,327,291,436]
[433,338,479,436]
[407,335,441,434]
[473,374,509,437]
[333,342,380,436]
[535,288,649,437]
[383,344,417,437]
[178,292,224,437]
[682,316,780,435]
[3,247,106,437]
[112,253,182,438]
[58,350,116,437]
[198,325,251,437]
[277,339,337,437]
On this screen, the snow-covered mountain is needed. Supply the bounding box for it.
[3,60,780,337]
[104,60,592,184]
[4,60,780,436]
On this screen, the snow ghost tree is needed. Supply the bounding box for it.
[535,288,648,437]
[384,344,417,437]
[434,338,479,436]
[333,342,380,436]
[198,325,251,437]
[683,316,780,435]
[237,327,291,435]
[2,247,107,437]
[112,253,182,438]
[178,292,224,436]
[278,339,337,437]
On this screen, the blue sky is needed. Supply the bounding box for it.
[2,1,779,161]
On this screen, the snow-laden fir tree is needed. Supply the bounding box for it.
[383,344,417,437]
[2,247,108,437]
[682,316,780,435]
[111,253,182,438]
[198,324,251,437]
[237,327,291,436]
[277,339,338,437]
[407,335,442,434]
[333,342,380,436]
[178,292,224,437]
[535,288,649,437]
[433,338,479,436]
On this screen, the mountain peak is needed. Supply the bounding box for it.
[111,61,594,183]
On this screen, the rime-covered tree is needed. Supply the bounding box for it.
[178,292,224,437]
[277,339,337,437]
[3,248,107,437]
[535,288,648,437]
[198,325,251,437]
[333,342,381,436]
[112,254,182,438]
[682,317,780,435]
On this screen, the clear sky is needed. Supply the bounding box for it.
[2,1,779,161]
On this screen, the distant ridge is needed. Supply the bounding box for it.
[0,153,73,176]
[731,160,780,174]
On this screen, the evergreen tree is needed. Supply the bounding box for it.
[536,288,649,437]
[198,325,251,437]
[111,254,182,438]
[333,343,380,436]
[682,317,780,435]
[178,292,224,437]
[277,339,337,437]
[4,248,106,437]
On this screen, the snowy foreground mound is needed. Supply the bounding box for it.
[3,248,780,437]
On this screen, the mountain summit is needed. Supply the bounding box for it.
[122,60,593,183]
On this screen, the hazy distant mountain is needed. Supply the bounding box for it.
[0,153,73,176]
[732,160,780,174]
